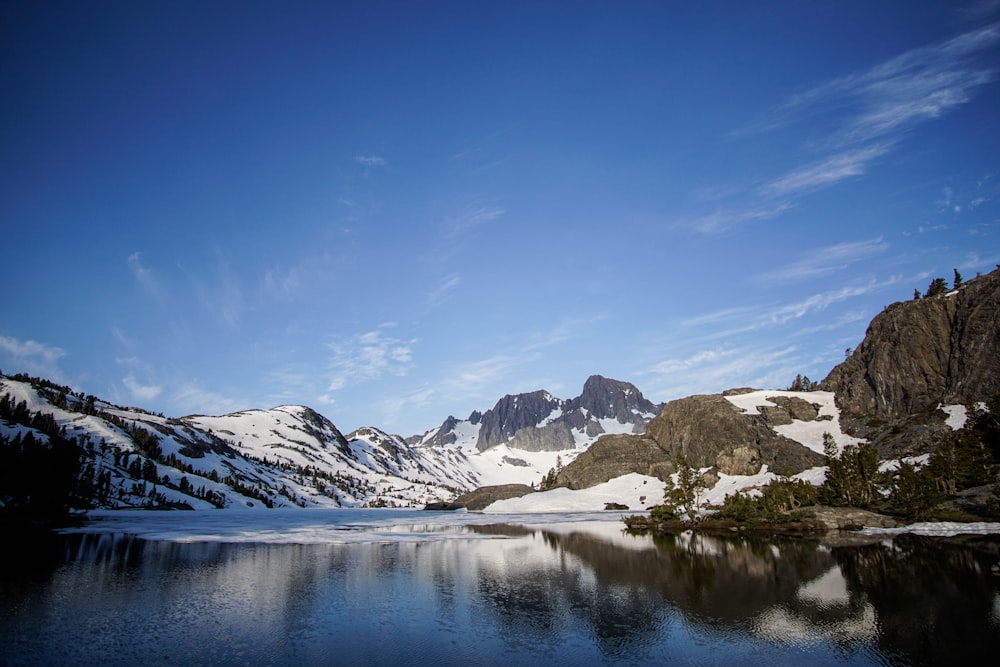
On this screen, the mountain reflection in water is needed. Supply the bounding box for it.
[2,514,999,666]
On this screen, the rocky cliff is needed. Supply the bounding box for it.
[822,268,1000,450]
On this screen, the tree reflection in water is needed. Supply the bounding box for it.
[468,523,1000,665]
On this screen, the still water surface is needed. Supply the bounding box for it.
[3,509,1000,666]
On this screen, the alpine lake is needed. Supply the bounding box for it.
[2,509,999,666]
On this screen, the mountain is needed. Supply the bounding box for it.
[414,375,662,453]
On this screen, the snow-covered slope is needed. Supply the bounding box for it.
[0,376,474,510]
[722,390,863,455]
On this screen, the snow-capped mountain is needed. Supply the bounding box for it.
[0,372,661,512]
[414,375,662,453]
[408,375,663,487]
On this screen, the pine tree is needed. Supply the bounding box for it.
[820,433,882,509]
[659,453,706,521]
[926,277,948,297]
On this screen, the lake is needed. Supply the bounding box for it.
[2,509,999,666]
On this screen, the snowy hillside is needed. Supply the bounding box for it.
[0,375,475,510]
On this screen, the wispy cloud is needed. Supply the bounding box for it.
[122,373,162,402]
[426,273,463,307]
[445,201,505,237]
[354,155,386,168]
[128,251,165,299]
[684,201,794,235]
[325,328,415,391]
[690,22,1000,235]
[261,264,302,298]
[758,237,889,281]
[185,252,244,328]
[762,145,890,197]
[443,354,519,395]
[172,384,245,416]
[764,22,999,146]
[0,335,66,378]
[683,281,883,341]
[642,344,801,400]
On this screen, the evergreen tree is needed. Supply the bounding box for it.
[953,268,963,289]
[819,433,882,509]
[925,277,948,297]
[885,461,940,517]
[658,453,706,521]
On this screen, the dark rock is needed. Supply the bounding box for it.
[420,415,460,447]
[604,502,629,510]
[508,421,575,452]
[555,393,826,489]
[448,484,535,511]
[501,456,530,467]
[569,375,661,421]
[806,506,899,530]
[423,502,462,511]
[768,396,821,421]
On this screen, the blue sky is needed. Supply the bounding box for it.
[2,1,999,436]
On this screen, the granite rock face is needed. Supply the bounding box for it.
[645,394,825,475]
[554,435,672,490]
[822,269,1000,423]
[475,390,564,451]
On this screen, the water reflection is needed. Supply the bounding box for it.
[2,519,999,666]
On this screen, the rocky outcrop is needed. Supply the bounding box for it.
[822,269,1000,423]
[806,506,899,530]
[416,415,460,447]
[645,395,825,475]
[759,396,824,426]
[434,484,535,511]
[555,394,826,489]
[508,421,575,452]
[555,435,672,490]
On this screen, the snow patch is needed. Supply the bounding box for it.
[941,404,967,431]
[484,473,665,513]
[860,522,1000,536]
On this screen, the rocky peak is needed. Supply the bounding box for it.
[419,415,460,447]
[287,405,352,455]
[475,390,564,451]
[569,375,660,421]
